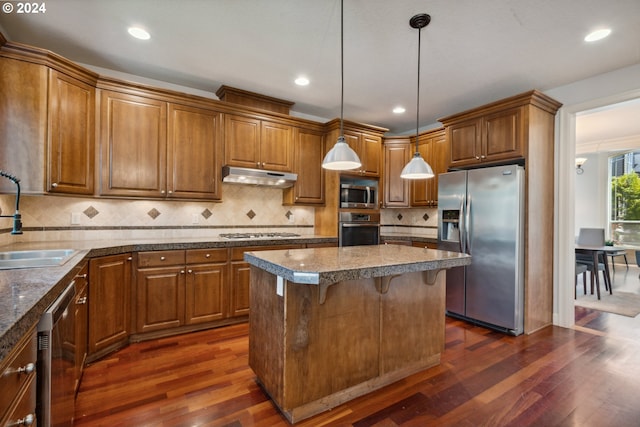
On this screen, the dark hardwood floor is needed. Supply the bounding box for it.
[74,292,640,427]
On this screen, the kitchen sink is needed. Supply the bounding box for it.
[0,249,78,270]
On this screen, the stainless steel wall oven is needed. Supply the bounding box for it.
[339,212,380,246]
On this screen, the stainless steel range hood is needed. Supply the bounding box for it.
[222,166,297,188]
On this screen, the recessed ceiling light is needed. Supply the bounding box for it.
[584,28,611,42]
[128,27,151,40]
[393,106,406,114]
[295,76,309,86]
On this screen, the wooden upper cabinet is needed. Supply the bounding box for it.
[343,130,382,177]
[0,56,48,194]
[224,114,293,172]
[382,138,411,208]
[99,90,167,197]
[167,104,223,200]
[411,128,448,206]
[283,126,325,205]
[48,69,96,195]
[445,106,523,168]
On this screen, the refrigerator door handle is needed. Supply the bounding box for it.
[465,195,472,255]
[458,196,466,254]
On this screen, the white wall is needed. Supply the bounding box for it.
[574,152,609,237]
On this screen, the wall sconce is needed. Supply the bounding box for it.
[575,157,587,174]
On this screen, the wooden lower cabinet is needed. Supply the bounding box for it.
[0,326,37,427]
[73,263,89,394]
[135,249,228,334]
[88,253,132,360]
[230,245,304,317]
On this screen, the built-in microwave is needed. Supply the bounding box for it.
[340,179,378,209]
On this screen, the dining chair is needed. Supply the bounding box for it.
[576,227,611,298]
[575,262,588,299]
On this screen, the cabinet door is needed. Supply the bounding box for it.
[260,120,293,171]
[360,133,382,177]
[0,57,48,194]
[229,261,251,317]
[185,263,227,324]
[283,127,325,205]
[99,90,167,197]
[167,104,223,199]
[88,253,132,356]
[48,70,95,194]
[136,266,185,333]
[224,114,260,168]
[448,119,481,168]
[483,107,523,162]
[383,139,410,207]
[411,137,431,206]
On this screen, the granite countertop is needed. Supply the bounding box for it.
[244,244,471,285]
[0,232,439,361]
[0,234,337,363]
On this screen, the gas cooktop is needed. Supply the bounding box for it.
[219,232,301,240]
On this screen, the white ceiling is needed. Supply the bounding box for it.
[1,0,639,142]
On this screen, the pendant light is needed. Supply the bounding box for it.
[322,0,362,171]
[401,13,434,180]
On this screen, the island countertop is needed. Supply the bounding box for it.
[244,244,471,285]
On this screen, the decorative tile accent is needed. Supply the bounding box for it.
[83,206,99,219]
[397,213,403,221]
[285,210,293,220]
[201,208,212,219]
[147,208,161,220]
[423,213,430,221]
[246,209,256,220]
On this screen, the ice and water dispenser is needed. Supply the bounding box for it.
[440,210,461,243]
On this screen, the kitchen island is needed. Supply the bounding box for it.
[244,244,471,423]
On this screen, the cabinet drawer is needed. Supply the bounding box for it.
[137,250,185,267]
[186,248,227,264]
[231,245,303,261]
[1,374,36,427]
[0,327,36,415]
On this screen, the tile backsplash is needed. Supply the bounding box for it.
[0,184,315,245]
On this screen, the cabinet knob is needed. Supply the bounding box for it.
[51,182,58,188]
[76,273,88,279]
[180,270,185,274]
[14,414,35,426]
[480,155,486,159]
[168,190,173,194]
[161,190,165,194]
[188,269,193,274]
[160,256,166,261]
[205,253,211,258]
[127,257,133,261]
[76,296,88,305]
[475,156,481,160]
[17,362,35,375]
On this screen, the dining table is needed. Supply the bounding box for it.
[575,244,619,299]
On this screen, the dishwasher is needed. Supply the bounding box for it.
[37,282,76,427]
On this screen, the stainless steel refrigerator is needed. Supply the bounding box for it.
[437,164,524,335]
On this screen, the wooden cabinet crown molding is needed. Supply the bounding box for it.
[0,40,98,86]
[216,85,294,115]
[439,89,562,125]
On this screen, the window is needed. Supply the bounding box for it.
[609,150,640,247]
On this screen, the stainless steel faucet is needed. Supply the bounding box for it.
[0,170,23,235]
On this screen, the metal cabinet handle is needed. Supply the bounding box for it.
[76,273,87,279]
[76,296,88,305]
[13,414,35,426]
[17,362,35,375]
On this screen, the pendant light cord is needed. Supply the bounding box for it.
[415,23,421,151]
[340,0,344,138]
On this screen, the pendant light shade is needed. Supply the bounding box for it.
[401,13,434,180]
[322,0,362,171]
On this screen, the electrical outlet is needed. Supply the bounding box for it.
[288,214,295,223]
[71,212,81,225]
[191,213,199,224]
